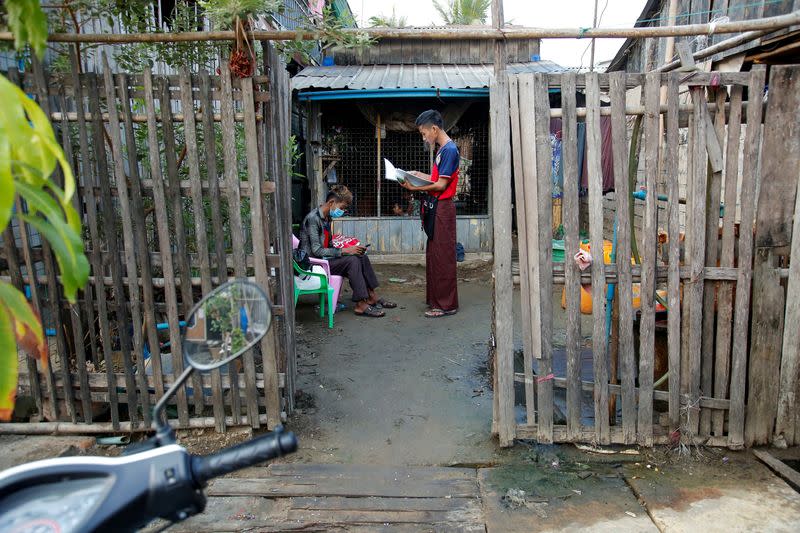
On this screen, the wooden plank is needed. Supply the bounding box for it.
[699,86,726,437]
[271,50,296,417]
[219,61,248,423]
[775,164,800,446]
[241,76,271,429]
[143,69,190,427]
[199,71,228,284]
[118,72,164,414]
[712,85,742,437]
[268,463,476,480]
[208,477,478,499]
[490,72,515,446]
[290,496,478,513]
[637,72,660,447]
[80,73,119,428]
[508,76,535,426]
[684,75,711,437]
[728,66,766,449]
[30,57,77,424]
[562,72,583,441]
[88,73,139,427]
[533,73,554,444]
[665,73,682,431]
[610,72,636,443]
[179,68,212,418]
[746,66,800,447]
[102,58,149,427]
[585,73,609,444]
[753,449,800,491]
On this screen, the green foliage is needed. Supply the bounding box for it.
[0,0,89,421]
[433,0,491,25]
[3,0,48,57]
[199,0,284,29]
[369,7,408,28]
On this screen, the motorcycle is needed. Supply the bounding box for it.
[0,280,298,533]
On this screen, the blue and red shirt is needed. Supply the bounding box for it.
[432,140,460,200]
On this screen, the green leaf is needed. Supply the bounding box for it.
[4,0,49,58]
[0,281,45,362]
[0,306,19,421]
[0,127,13,232]
[21,214,89,303]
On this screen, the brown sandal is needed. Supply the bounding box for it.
[355,305,385,318]
[375,298,397,309]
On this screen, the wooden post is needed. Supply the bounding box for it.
[747,65,800,446]
[585,73,609,444]
[306,102,325,208]
[508,76,535,426]
[728,66,766,449]
[610,72,636,444]
[775,164,800,447]
[490,0,515,447]
[562,73,583,441]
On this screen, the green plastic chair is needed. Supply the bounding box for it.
[293,261,335,328]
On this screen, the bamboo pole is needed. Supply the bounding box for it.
[0,416,268,435]
[0,11,797,43]
[656,29,772,72]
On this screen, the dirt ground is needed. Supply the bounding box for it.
[286,260,510,466]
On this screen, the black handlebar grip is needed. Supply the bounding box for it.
[191,426,297,485]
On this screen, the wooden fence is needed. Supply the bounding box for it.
[495,66,800,448]
[1,43,296,433]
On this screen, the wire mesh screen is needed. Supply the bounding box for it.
[322,106,489,217]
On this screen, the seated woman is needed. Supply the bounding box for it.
[299,185,396,318]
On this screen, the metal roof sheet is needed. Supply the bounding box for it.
[292,61,565,91]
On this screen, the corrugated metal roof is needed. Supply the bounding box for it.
[292,61,565,91]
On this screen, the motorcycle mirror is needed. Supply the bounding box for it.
[182,280,272,371]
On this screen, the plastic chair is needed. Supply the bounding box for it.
[292,234,343,314]
[293,260,335,328]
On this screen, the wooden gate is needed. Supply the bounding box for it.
[1,43,296,433]
[494,65,800,448]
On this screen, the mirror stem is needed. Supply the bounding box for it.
[152,365,195,444]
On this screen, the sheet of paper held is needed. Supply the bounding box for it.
[384,158,433,187]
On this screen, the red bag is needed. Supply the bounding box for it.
[331,234,360,248]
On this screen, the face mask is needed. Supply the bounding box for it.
[330,207,345,219]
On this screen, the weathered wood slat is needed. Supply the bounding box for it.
[609,72,636,443]
[90,72,140,425]
[562,72,583,441]
[666,73,682,431]
[637,72,660,447]
[291,496,478,512]
[728,66,767,449]
[102,57,148,427]
[533,73,554,443]
[490,71,515,446]
[78,71,119,428]
[775,164,800,447]
[208,477,479,499]
[515,424,729,447]
[712,85,742,437]
[699,87,726,437]
[30,57,77,424]
[508,76,535,426]
[219,61,248,424]
[118,72,164,406]
[585,73,610,445]
[143,69,190,426]
[268,464,476,480]
[747,65,800,447]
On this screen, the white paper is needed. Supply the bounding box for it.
[384,158,433,187]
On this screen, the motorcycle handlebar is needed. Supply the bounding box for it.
[190,427,297,486]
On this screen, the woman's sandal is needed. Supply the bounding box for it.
[425,308,458,318]
[375,298,397,309]
[355,305,385,318]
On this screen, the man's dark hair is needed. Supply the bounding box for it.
[415,109,443,129]
[326,184,353,204]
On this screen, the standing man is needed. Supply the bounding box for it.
[403,110,460,318]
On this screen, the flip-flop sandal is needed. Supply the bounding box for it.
[375,298,397,309]
[425,308,458,318]
[355,305,385,318]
